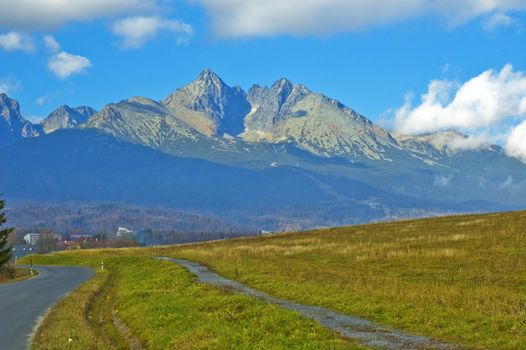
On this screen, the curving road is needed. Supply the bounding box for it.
[0,265,93,350]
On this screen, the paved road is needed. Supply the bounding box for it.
[158,257,459,350]
[0,265,93,350]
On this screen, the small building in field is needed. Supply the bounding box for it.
[116,227,135,238]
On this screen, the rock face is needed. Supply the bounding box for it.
[41,105,97,133]
[84,96,208,152]
[243,78,397,159]
[0,93,42,146]
[82,70,403,161]
[161,69,251,137]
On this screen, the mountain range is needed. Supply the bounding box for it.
[1,69,524,230]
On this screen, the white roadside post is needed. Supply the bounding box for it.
[101,261,104,270]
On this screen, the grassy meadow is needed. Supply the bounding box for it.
[21,211,526,349]
[165,211,526,349]
[24,251,360,350]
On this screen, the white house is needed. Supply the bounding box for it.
[23,233,62,246]
[116,227,134,238]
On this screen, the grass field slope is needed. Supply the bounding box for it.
[23,211,526,349]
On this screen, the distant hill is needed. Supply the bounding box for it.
[8,202,255,243]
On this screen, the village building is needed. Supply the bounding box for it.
[23,233,62,246]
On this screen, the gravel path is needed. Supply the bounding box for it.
[158,257,460,350]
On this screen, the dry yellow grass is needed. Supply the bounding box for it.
[163,211,526,349]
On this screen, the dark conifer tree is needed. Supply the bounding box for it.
[0,197,14,268]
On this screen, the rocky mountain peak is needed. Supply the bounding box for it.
[272,77,293,92]
[190,69,234,99]
[56,104,75,113]
[197,68,223,84]
[0,93,21,122]
[0,94,42,145]
[269,78,311,103]
[0,92,11,103]
[161,70,251,136]
[41,104,97,134]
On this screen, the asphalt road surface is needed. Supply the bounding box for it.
[0,265,93,350]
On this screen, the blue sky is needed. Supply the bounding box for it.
[1,0,526,160]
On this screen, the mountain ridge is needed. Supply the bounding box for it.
[0,70,510,165]
[1,70,525,230]
[77,69,506,167]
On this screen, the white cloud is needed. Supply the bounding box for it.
[194,0,526,37]
[0,31,35,51]
[427,132,496,152]
[48,51,92,79]
[483,12,518,31]
[392,64,526,162]
[0,75,21,94]
[0,0,157,29]
[505,120,526,161]
[395,64,526,134]
[44,35,61,52]
[112,16,193,49]
[35,96,48,106]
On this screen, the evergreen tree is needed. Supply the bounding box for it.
[0,197,14,268]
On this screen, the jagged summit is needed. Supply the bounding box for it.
[0,92,12,103]
[0,93,42,145]
[161,69,250,136]
[197,68,223,84]
[272,77,294,92]
[41,104,96,134]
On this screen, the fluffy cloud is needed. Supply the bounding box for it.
[194,0,526,37]
[44,35,61,52]
[112,16,193,49]
[395,65,526,134]
[393,64,526,162]
[48,51,92,79]
[506,120,526,162]
[428,132,496,152]
[0,31,35,51]
[0,0,156,29]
